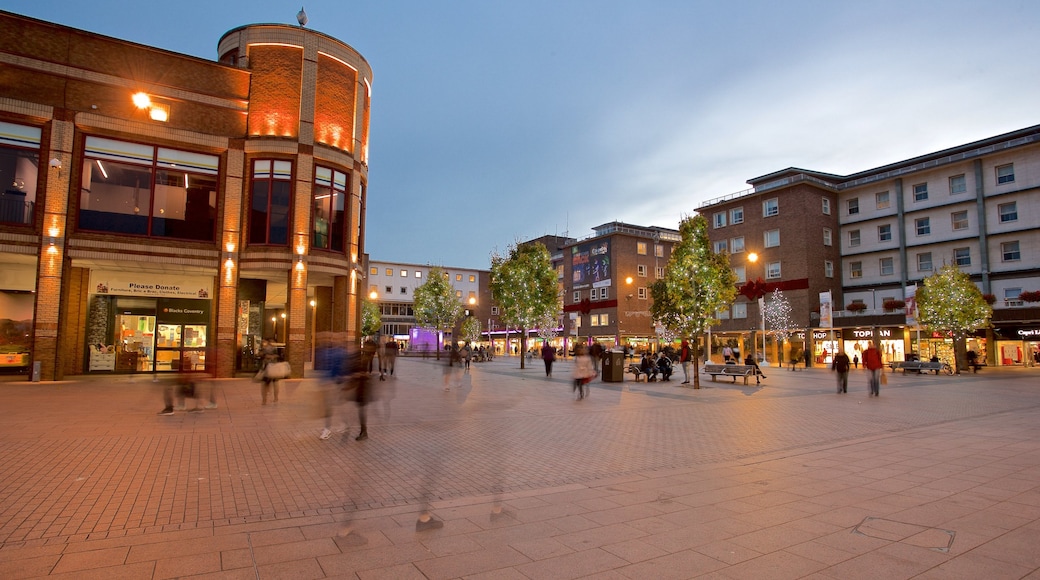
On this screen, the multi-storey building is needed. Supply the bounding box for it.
[364,261,491,351]
[560,222,679,353]
[702,124,1040,368]
[0,11,372,379]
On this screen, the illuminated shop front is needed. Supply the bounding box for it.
[993,326,1040,366]
[841,327,905,365]
[86,271,212,373]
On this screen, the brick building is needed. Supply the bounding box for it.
[0,11,372,379]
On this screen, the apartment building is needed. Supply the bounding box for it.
[364,261,491,351]
[0,11,372,379]
[560,222,680,353]
[702,124,1040,367]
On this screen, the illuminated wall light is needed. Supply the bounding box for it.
[132,92,151,109]
[149,104,170,122]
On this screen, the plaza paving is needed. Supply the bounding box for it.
[0,356,1038,579]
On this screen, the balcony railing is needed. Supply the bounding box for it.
[0,195,34,225]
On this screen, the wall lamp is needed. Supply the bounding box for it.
[132,92,170,123]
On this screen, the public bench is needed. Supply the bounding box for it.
[703,364,756,385]
[889,361,943,374]
[786,359,804,370]
[627,364,649,382]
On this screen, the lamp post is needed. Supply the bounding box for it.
[309,299,316,362]
[747,252,766,364]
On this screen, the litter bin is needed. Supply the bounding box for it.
[602,351,625,382]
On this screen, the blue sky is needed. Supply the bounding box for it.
[9,1,1040,269]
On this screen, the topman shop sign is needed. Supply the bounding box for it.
[89,271,213,300]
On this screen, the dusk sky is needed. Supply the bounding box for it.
[9,1,1040,269]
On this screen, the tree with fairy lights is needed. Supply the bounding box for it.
[460,316,482,346]
[361,299,382,338]
[764,289,800,362]
[489,242,558,369]
[413,266,464,360]
[649,215,737,389]
[915,264,991,373]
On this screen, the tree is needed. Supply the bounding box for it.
[489,242,559,369]
[649,215,738,388]
[413,266,464,359]
[764,288,799,360]
[460,316,482,345]
[360,299,381,338]
[915,264,992,373]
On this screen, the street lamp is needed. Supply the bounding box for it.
[746,252,766,364]
[309,299,317,362]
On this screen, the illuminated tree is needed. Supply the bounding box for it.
[649,214,737,388]
[490,242,558,369]
[916,264,992,373]
[361,299,381,338]
[460,316,482,345]
[764,288,799,358]
[413,266,463,359]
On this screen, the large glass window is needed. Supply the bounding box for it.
[0,122,41,226]
[312,167,348,252]
[79,137,218,241]
[249,160,292,245]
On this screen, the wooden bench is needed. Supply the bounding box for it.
[703,364,756,385]
[627,364,648,382]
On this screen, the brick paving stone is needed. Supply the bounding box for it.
[0,361,1039,578]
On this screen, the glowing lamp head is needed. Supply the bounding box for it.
[132,92,151,109]
[747,252,759,263]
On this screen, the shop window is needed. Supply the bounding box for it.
[80,137,218,241]
[248,159,291,245]
[312,166,348,252]
[0,121,41,226]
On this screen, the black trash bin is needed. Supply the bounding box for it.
[602,351,625,382]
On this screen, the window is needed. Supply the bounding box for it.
[913,183,928,202]
[573,291,580,302]
[403,287,410,295]
[655,244,664,257]
[915,217,930,236]
[591,314,609,326]
[714,240,728,254]
[849,229,861,247]
[416,271,423,278]
[637,241,648,254]
[455,290,462,298]
[385,286,392,294]
[369,267,377,275]
[491,306,499,315]
[850,261,862,279]
[80,137,221,242]
[766,261,781,279]
[997,164,1015,184]
[917,252,933,272]
[876,191,890,209]
[950,174,966,194]
[248,159,291,245]
[386,268,393,276]
[655,266,664,279]
[312,167,348,252]
[878,224,892,242]
[733,265,746,283]
[637,265,647,277]
[637,287,647,299]
[848,198,860,215]
[1005,288,1023,306]
[730,207,744,224]
[954,247,971,267]
[1001,241,1021,262]
[764,229,780,248]
[732,303,747,319]
[880,257,894,276]
[951,211,968,230]
[401,270,407,277]
[999,202,1018,223]
[730,237,745,253]
[469,275,476,283]
[716,308,730,320]
[763,198,779,217]
[455,274,462,281]
[823,228,832,246]
[712,212,726,229]
[825,260,834,278]
[822,198,831,215]
[0,121,40,226]
[599,287,608,300]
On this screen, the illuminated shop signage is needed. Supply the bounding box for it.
[89,271,213,299]
[841,327,901,340]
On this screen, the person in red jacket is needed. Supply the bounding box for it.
[862,343,884,397]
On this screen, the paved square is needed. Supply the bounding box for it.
[1,358,1038,578]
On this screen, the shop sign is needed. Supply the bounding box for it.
[89,271,212,299]
[795,330,831,340]
[157,298,210,324]
[1018,329,1040,338]
[842,327,901,340]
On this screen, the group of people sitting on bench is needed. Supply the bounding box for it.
[638,352,674,381]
